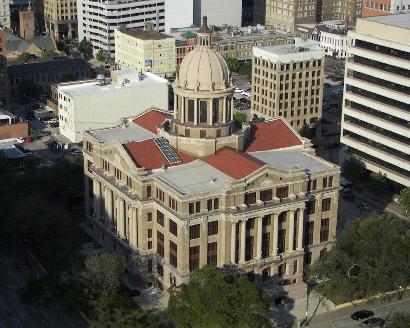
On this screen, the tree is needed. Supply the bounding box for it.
[368,172,389,195]
[398,187,410,214]
[96,50,109,64]
[78,38,93,59]
[41,50,59,59]
[311,213,410,304]
[168,266,271,328]
[17,52,38,63]
[342,156,366,183]
[227,57,240,73]
[386,312,410,328]
[17,80,41,99]
[234,111,247,123]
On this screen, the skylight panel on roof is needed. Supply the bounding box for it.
[154,137,182,164]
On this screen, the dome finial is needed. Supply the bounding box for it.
[199,16,212,34]
[198,16,212,47]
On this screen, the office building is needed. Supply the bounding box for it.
[77,0,165,57]
[19,5,35,40]
[265,0,317,33]
[44,0,77,40]
[58,69,168,142]
[0,0,10,28]
[321,0,362,26]
[252,40,325,132]
[362,0,410,16]
[115,25,176,78]
[164,0,193,32]
[340,14,410,187]
[83,17,340,301]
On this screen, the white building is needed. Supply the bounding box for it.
[314,26,348,59]
[58,69,169,143]
[164,0,193,32]
[193,0,242,27]
[77,0,165,57]
[0,0,10,28]
[341,14,410,187]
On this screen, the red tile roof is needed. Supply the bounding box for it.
[124,139,196,169]
[245,119,302,153]
[203,147,265,179]
[132,109,172,134]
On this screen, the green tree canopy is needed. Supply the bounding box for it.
[78,38,93,59]
[342,156,366,183]
[17,52,38,63]
[96,50,110,63]
[41,50,59,59]
[398,187,410,214]
[168,266,271,328]
[227,57,240,72]
[234,111,247,123]
[311,213,410,304]
[386,312,410,328]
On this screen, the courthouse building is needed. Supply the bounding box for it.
[83,17,340,300]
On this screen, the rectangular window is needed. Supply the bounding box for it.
[207,242,217,265]
[207,199,213,211]
[189,224,200,240]
[199,101,207,123]
[114,167,122,180]
[189,202,194,214]
[305,221,314,245]
[147,259,152,272]
[260,189,272,202]
[276,186,289,199]
[195,201,201,213]
[146,185,152,198]
[323,177,328,189]
[157,231,164,257]
[320,218,330,242]
[308,179,317,191]
[147,212,152,222]
[157,263,163,277]
[322,198,331,212]
[170,241,178,267]
[126,176,132,189]
[156,188,165,202]
[328,176,333,187]
[245,192,256,205]
[200,130,206,138]
[306,201,316,215]
[189,246,200,271]
[207,221,218,236]
[169,219,178,236]
[187,99,195,122]
[147,229,152,238]
[148,240,152,250]
[278,229,286,254]
[157,210,164,226]
[213,198,219,209]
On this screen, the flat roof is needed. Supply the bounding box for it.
[120,29,173,40]
[89,122,155,143]
[154,160,233,195]
[256,40,322,55]
[364,13,410,30]
[59,72,166,97]
[249,149,333,173]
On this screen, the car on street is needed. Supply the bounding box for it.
[351,310,374,321]
[70,148,83,156]
[234,88,243,93]
[38,160,55,168]
[16,137,25,143]
[360,317,384,327]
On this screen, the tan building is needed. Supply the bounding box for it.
[321,0,362,25]
[44,0,77,40]
[252,40,325,132]
[83,17,340,301]
[19,5,35,40]
[265,0,317,33]
[115,25,176,78]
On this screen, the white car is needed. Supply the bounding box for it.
[234,88,243,93]
[242,91,251,97]
[38,160,55,168]
[16,137,25,143]
[70,149,83,156]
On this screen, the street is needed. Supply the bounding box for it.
[309,294,410,327]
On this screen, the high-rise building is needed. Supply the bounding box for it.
[115,24,176,77]
[340,14,410,186]
[320,0,362,26]
[0,29,10,109]
[362,0,410,17]
[44,0,77,40]
[193,0,242,27]
[265,0,317,33]
[251,40,325,132]
[77,0,165,57]
[19,5,35,40]
[83,17,340,300]
[0,0,11,28]
[164,0,193,32]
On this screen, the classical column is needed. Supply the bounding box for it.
[209,98,213,125]
[288,210,295,252]
[131,207,138,248]
[222,97,227,123]
[271,213,279,257]
[230,221,236,264]
[181,97,185,123]
[118,199,125,238]
[194,99,198,125]
[107,189,113,224]
[239,220,246,263]
[93,179,101,219]
[297,208,304,250]
[230,96,234,121]
[256,217,262,260]
[179,223,190,272]
[173,94,177,118]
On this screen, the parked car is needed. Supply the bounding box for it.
[70,148,83,156]
[234,88,243,93]
[16,137,25,143]
[351,310,374,321]
[38,160,55,168]
[360,317,384,327]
